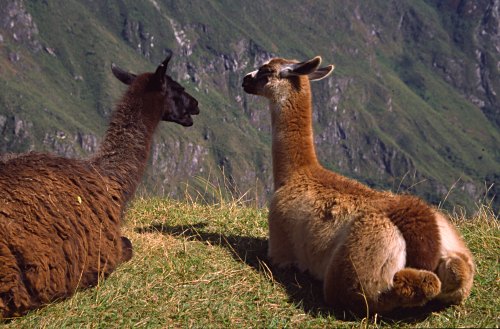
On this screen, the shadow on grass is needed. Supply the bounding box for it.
[135,222,330,316]
[135,222,445,323]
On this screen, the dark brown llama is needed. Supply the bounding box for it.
[0,53,199,319]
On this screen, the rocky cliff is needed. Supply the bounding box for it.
[0,0,498,213]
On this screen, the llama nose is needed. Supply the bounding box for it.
[242,74,252,88]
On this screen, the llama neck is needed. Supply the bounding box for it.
[91,94,161,202]
[270,88,320,189]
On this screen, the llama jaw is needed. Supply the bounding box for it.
[167,114,194,127]
[181,97,200,127]
[163,95,199,127]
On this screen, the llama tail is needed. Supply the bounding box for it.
[433,213,475,305]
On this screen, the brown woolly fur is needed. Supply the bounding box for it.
[0,54,199,319]
[242,56,474,317]
[0,154,126,317]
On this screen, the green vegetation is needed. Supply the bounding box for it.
[1,0,499,212]
[1,1,498,327]
[2,191,498,328]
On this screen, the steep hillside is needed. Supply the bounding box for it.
[0,0,498,212]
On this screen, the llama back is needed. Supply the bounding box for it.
[313,167,442,272]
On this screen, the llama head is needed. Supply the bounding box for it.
[242,56,334,103]
[111,52,200,126]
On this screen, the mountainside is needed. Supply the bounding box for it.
[0,0,499,213]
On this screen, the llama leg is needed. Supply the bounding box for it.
[324,214,442,315]
[378,268,441,310]
[267,216,295,267]
[434,214,475,305]
[435,252,474,304]
[120,236,133,262]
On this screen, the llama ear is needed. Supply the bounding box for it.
[153,50,173,88]
[308,65,335,81]
[111,63,137,85]
[280,56,322,78]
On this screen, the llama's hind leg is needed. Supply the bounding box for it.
[324,215,442,315]
[324,215,408,314]
[434,214,475,305]
[435,252,474,305]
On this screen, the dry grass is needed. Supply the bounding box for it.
[2,196,499,328]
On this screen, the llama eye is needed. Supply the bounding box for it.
[258,66,274,75]
[257,70,273,80]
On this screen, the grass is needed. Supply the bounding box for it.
[2,188,498,328]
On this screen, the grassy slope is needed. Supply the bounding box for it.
[2,195,498,328]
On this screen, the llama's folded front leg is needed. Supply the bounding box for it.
[267,215,295,267]
[384,268,442,307]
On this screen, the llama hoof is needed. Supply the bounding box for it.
[121,236,133,262]
[393,268,441,306]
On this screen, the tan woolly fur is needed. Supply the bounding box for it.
[242,55,474,316]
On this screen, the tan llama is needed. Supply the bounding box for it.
[242,55,474,316]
